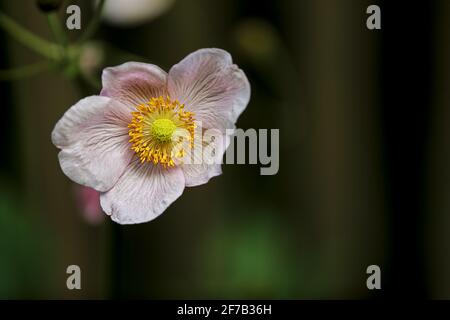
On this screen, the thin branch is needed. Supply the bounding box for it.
[0,62,49,81]
[77,0,106,44]
[0,11,60,60]
[47,12,68,48]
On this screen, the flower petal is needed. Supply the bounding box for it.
[167,48,250,130]
[182,163,222,187]
[52,96,133,192]
[100,160,185,224]
[180,131,230,187]
[101,62,168,108]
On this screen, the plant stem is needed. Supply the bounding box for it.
[78,0,106,44]
[0,11,60,60]
[47,12,68,48]
[0,62,49,81]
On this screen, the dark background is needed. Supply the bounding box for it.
[1,0,449,299]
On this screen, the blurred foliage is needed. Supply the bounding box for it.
[200,209,297,298]
[0,181,54,298]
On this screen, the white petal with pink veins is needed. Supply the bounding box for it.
[180,131,230,187]
[101,61,168,108]
[182,162,222,187]
[52,96,133,192]
[168,48,251,130]
[100,160,185,224]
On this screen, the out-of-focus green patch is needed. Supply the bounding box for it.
[0,182,54,298]
[233,18,280,65]
[199,208,297,299]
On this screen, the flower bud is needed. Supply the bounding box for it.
[36,0,63,13]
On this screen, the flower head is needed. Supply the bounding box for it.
[52,49,250,224]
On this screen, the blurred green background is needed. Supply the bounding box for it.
[1,0,449,299]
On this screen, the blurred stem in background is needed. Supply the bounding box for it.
[46,12,68,48]
[77,0,106,44]
[0,10,60,60]
[0,62,49,81]
[0,0,151,89]
[0,0,106,87]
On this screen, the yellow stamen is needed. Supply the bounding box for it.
[128,96,195,167]
[151,118,177,142]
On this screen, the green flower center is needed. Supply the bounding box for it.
[151,118,177,143]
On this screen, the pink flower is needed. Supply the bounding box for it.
[74,185,104,225]
[52,49,250,224]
